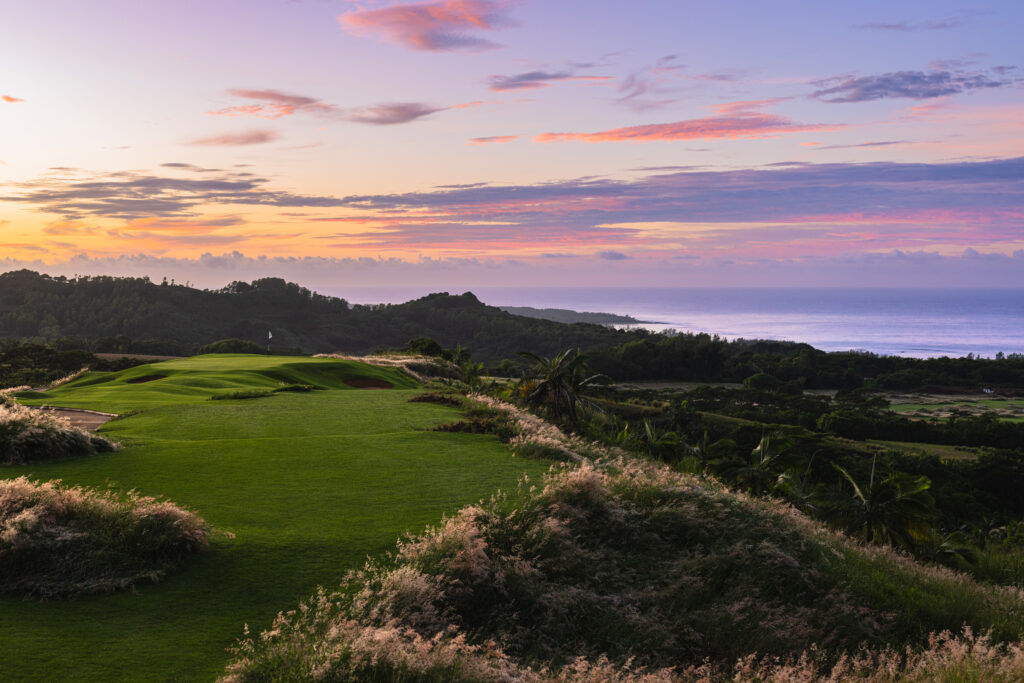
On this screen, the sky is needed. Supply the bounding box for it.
[1,0,1023,293]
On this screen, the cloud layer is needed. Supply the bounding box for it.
[813,69,1012,103]
[535,109,840,143]
[5,168,345,220]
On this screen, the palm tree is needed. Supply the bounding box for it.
[516,348,607,424]
[829,455,936,549]
[639,418,680,461]
[721,433,794,496]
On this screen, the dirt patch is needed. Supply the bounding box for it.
[125,374,167,384]
[30,407,116,432]
[344,378,394,390]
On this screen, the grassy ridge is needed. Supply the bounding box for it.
[0,356,547,681]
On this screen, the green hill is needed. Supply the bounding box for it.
[0,270,636,362]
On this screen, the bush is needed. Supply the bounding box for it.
[0,477,210,598]
[0,403,118,465]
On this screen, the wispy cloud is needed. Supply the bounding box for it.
[854,18,966,31]
[209,89,447,125]
[810,140,911,151]
[339,0,512,51]
[813,69,1012,103]
[597,250,630,260]
[342,102,441,125]
[2,95,24,103]
[468,135,517,145]
[487,70,611,92]
[535,101,840,143]
[187,130,279,146]
[208,89,335,119]
[618,55,684,110]
[5,168,347,220]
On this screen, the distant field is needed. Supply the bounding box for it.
[867,439,983,461]
[889,395,1024,422]
[1,355,548,681]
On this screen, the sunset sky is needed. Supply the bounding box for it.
[2,0,1023,292]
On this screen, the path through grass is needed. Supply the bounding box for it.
[0,355,548,681]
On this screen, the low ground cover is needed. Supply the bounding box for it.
[0,355,547,680]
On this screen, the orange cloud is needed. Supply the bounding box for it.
[2,95,24,103]
[186,130,279,146]
[535,112,842,143]
[468,135,517,145]
[339,0,510,51]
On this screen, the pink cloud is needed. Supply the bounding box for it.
[339,0,510,51]
[343,102,441,125]
[2,95,24,103]
[209,89,335,119]
[535,112,843,143]
[187,130,279,146]
[468,135,517,145]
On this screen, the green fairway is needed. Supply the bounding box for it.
[1,355,548,681]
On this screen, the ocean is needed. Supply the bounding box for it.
[342,287,1024,359]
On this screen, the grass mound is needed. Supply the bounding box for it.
[0,477,210,598]
[26,354,418,414]
[0,401,117,465]
[224,458,1024,681]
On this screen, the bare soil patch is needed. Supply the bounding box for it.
[31,407,116,431]
[344,378,394,389]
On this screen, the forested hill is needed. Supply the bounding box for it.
[0,270,640,361]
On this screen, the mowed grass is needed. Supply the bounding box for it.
[1,355,549,681]
[866,439,983,461]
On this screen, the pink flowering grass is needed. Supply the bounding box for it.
[0,401,118,465]
[0,476,210,598]
[223,448,1024,681]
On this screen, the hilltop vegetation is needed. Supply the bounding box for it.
[0,270,633,361]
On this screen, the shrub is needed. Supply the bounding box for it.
[0,477,210,598]
[0,402,118,465]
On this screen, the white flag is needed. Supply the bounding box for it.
[268,331,273,340]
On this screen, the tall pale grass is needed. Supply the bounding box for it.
[223,444,1024,681]
[0,401,118,465]
[1,477,210,597]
